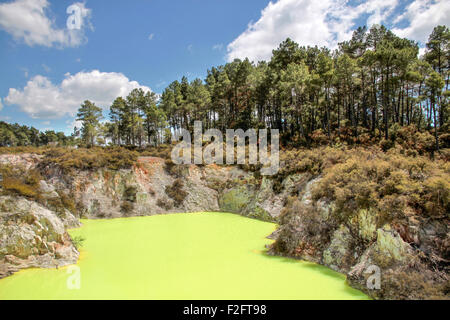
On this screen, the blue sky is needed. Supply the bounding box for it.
[0,0,448,134]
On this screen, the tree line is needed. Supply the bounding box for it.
[3,24,448,151]
[157,24,448,150]
[0,121,75,147]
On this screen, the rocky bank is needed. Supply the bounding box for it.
[0,153,448,300]
[0,196,79,279]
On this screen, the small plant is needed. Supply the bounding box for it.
[72,236,86,250]
[123,186,138,203]
[165,179,187,207]
[120,201,134,215]
[157,198,174,210]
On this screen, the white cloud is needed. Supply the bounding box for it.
[226,0,400,62]
[0,0,92,48]
[212,43,224,51]
[66,118,83,132]
[419,46,427,57]
[392,0,450,45]
[0,98,3,111]
[4,70,152,119]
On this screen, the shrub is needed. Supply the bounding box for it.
[391,125,436,155]
[311,148,449,226]
[165,179,187,207]
[0,146,50,155]
[123,186,138,203]
[0,165,42,199]
[71,236,86,250]
[309,129,329,146]
[1,177,38,198]
[272,199,336,257]
[380,270,448,300]
[120,201,134,215]
[163,158,189,177]
[39,147,138,174]
[380,138,394,151]
[139,144,173,159]
[157,198,174,210]
[422,175,450,217]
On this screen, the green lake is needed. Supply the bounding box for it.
[0,212,369,300]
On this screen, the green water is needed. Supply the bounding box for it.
[0,212,368,300]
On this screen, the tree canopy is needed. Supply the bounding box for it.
[3,24,448,151]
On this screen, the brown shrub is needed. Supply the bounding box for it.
[139,144,173,159]
[123,186,138,203]
[379,270,448,300]
[39,147,138,174]
[311,148,449,224]
[120,201,134,215]
[165,179,187,207]
[0,165,42,199]
[157,198,174,210]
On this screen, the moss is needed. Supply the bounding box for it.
[206,177,227,192]
[219,186,252,213]
[59,192,77,214]
[323,225,353,268]
[356,209,377,242]
[247,207,274,222]
[373,228,410,267]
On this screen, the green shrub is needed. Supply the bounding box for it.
[71,236,86,250]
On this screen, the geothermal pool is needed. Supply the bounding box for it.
[0,212,368,300]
